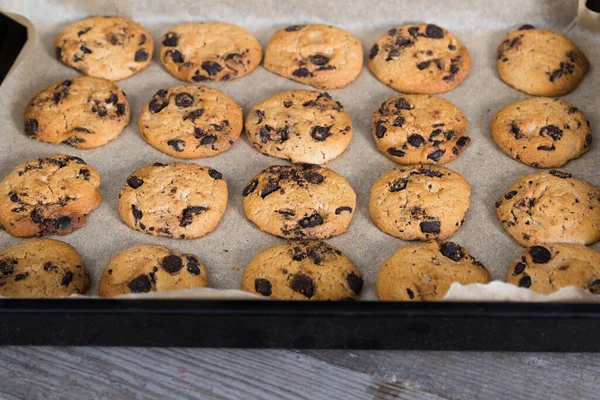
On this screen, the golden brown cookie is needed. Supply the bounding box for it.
[242,240,363,300]
[245,91,353,164]
[242,164,356,239]
[160,22,262,82]
[0,154,102,238]
[99,244,209,297]
[506,243,600,295]
[264,24,363,89]
[368,24,471,93]
[138,85,243,158]
[55,16,154,81]
[496,25,589,96]
[496,170,600,246]
[369,165,471,241]
[24,77,130,149]
[372,94,470,164]
[376,240,490,301]
[118,162,227,239]
[491,97,591,168]
[0,239,90,298]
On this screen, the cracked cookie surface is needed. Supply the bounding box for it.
[264,24,363,89]
[55,16,154,81]
[372,94,470,164]
[491,97,591,168]
[99,244,209,297]
[24,77,130,149]
[368,24,471,93]
[138,85,243,158]
[242,164,356,239]
[369,165,471,241]
[377,240,490,301]
[119,162,227,239]
[245,90,353,164]
[242,240,363,300]
[496,25,589,96]
[160,22,262,82]
[0,154,101,238]
[496,170,600,246]
[0,239,90,298]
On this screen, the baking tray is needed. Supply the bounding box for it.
[1,1,600,350]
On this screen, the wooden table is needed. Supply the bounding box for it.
[0,347,595,399]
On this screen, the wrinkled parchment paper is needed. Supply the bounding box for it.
[0,0,598,301]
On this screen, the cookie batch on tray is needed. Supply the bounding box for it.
[0,16,595,300]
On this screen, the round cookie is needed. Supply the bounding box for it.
[264,24,363,89]
[496,170,600,246]
[0,239,90,298]
[491,97,591,168]
[369,165,471,241]
[0,154,102,238]
[372,94,470,164]
[496,25,589,96]
[507,244,600,295]
[245,91,353,164]
[160,22,262,82]
[99,244,209,297]
[242,164,356,239]
[138,85,243,158]
[24,77,130,149]
[118,162,227,239]
[242,240,363,300]
[376,241,490,301]
[368,24,471,94]
[55,16,154,81]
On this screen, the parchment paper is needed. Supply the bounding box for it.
[0,0,598,301]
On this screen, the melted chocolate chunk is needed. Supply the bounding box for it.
[162,254,183,274]
[131,204,143,222]
[162,32,178,46]
[456,136,469,147]
[427,149,445,162]
[513,262,526,275]
[292,68,311,78]
[420,219,441,234]
[303,171,324,184]
[79,168,90,181]
[389,177,408,192]
[518,274,532,288]
[175,92,194,108]
[407,134,426,147]
[369,44,379,60]
[260,178,281,198]
[375,121,387,139]
[208,168,222,180]
[243,179,258,196]
[395,98,411,110]
[530,246,551,264]
[186,256,201,275]
[388,148,406,157]
[335,206,353,215]
[311,125,331,141]
[346,272,364,295]
[202,61,222,76]
[298,212,323,228]
[184,109,205,122]
[539,125,563,141]
[134,49,149,62]
[127,175,144,189]
[179,206,208,227]
[588,279,600,294]
[285,25,305,32]
[549,170,572,179]
[440,242,464,261]
[167,139,186,152]
[24,119,38,136]
[200,135,217,145]
[255,278,272,296]
[309,54,329,65]
[0,259,16,276]
[417,60,430,70]
[505,190,518,200]
[128,274,152,293]
[537,145,555,151]
[425,24,444,39]
[290,274,315,298]
[519,24,535,30]
[61,271,73,287]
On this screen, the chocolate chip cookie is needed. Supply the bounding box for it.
[55,16,154,81]
[99,244,209,297]
[160,22,262,82]
[497,25,589,96]
[496,170,600,246]
[372,94,470,164]
[119,162,227,239]
[368,24,471,93]
[242,240,363,300]
[491,98,591,168]
[369,165,471,241]
[245,91,353,164]
[264,24,363,89]
[0,154,102,238]
[24,77,130,149]
[242,164,356,239]
[376,240,490,301]
[0,239,90,298]
[138,85,243,158]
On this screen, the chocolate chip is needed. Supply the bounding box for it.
[389,177,408,192]
[518,275,532,288]
[165,49,184,63]
[25,119,38,136]
[186,256,201,275]
[134,49,149,62]
[505,190,518,200]
[277,209,296,218]
[139,34,147,46]
[283,101,293,108]
[395,98,411,110]
[519,24,535,30]
[425,24,444,39]
[530,246,551,264]
[56,216,71,231]
[388,148,406,157]
[162,254,183,274]
[303,171,324,184]
[375,122,387,139]
[369,44,379,60]
[290,274,315,298]
[61,271,73,287]
[407,289,415,299]
[417,60,430,70]
[335,206,353,215]
[127,175,144,189]
[292,68,311,78]
[509,122,525,139]
[407,134,426,147]
[298,212,323,228]
[8,192,19,203]
[255,278,272,296]
[243,179,258,196]
[175,93,194,108]
[440,242,464,261]
[14,273,28,281]
[392,117,406,127]
[537,145,555,151]
[513,262,526,275]
[166,139,185,152]
[116,103,126,116]
[346,272,363,295]
[448,44,456,50]
[456,136,470,147]
[131,204,143,222]
[208,168,222,180]
[149,97,169,113]
[311,125,331,141]
[80,45,92,54]
[260,178,281,198]
[192,74,208,82]
[162,32,178,46]
[285,25,304,32]
[184,109,204,122]
[420,220,441,234]
[310,54,329,65]
[427,149,445,162]
[179,206,208,227]
[539,125,563,141]
[202,61,222,76]
[128,274,152,293]
[549,170,572,179]
[386,48,401,61]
